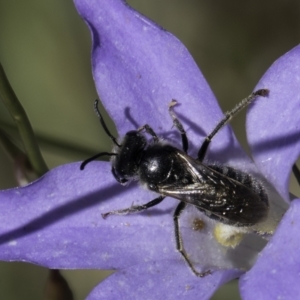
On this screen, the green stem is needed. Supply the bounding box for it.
[0,120,99,159]
[0,128,23,161]
[0,63,48,176]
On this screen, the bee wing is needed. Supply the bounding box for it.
[158,153,268,226]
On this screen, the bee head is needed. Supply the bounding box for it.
[111,130,147,185]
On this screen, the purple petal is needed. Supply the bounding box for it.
[0,162,254,275]
[87,261,241,300]
[0,162,177,269]
[247,45,300,201]
[74,0,249,164]
[239,199,300,300]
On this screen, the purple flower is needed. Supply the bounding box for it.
[0,0,300,299]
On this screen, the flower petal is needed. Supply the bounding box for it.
[0,161,260,274]
[239,199,300,300]
[74,0,248,164]
[247,45,300,201]
[87,261,241,300]
[0,162,177,269]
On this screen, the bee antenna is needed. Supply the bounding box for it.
[80,152,117,170]
[94,100,121,147]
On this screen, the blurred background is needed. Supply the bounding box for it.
[0,0,299,299]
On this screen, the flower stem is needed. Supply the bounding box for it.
[0,120,98,159]
[0,128,23,162]
[0,63,48,176]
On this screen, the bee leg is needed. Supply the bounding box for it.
[173,201,211,277]
[102,195,165,219]
[197,89,269,161]
[168,100,189,153]
[138,124,159,143]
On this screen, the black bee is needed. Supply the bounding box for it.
[80,89,269,277]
